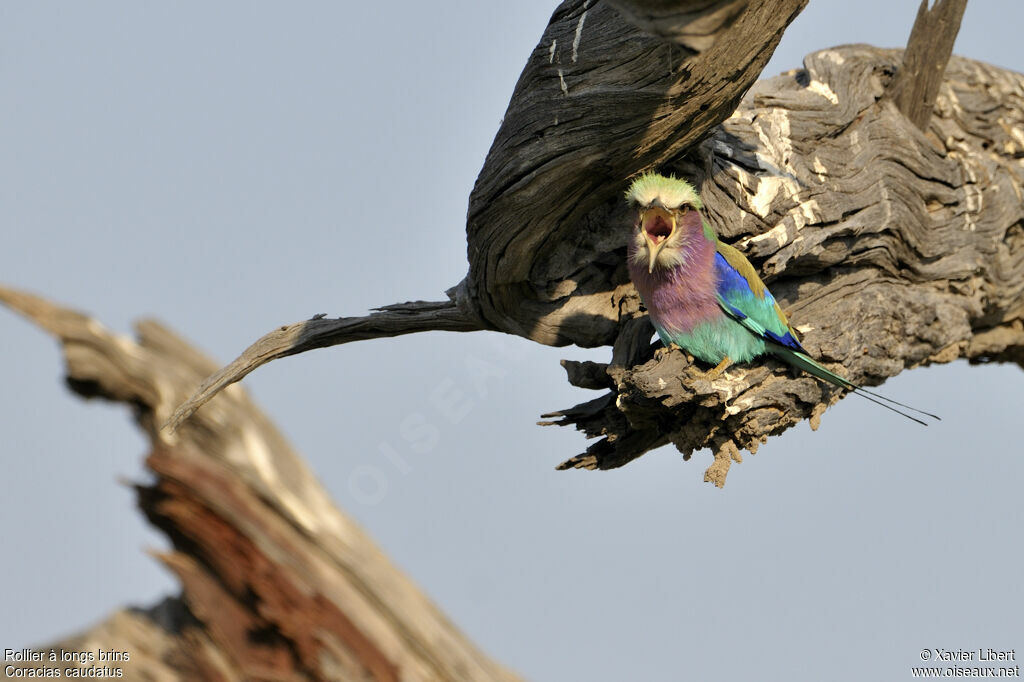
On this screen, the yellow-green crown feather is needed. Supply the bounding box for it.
[625,172,702,210]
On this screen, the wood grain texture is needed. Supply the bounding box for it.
[167,0,807,429]
[463,0,807,347]
[0,286,521,682]
[158,4,1022,486]
[547,46,1024,485]
[888,0,968,130]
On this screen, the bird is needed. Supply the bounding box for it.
[625,171,938,425]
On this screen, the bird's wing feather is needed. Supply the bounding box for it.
[713,244,804,352]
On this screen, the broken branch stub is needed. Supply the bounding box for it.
[888,0,968,130]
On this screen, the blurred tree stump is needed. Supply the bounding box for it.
[0,286,522,682]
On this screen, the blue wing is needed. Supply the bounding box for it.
[713,248,805,352]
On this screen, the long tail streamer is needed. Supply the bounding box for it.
[775,348,941,426]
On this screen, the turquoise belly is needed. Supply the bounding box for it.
[658,315,767,365]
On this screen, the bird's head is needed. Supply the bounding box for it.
[625,172,706,273]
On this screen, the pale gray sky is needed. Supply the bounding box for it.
[2,2,1021,681]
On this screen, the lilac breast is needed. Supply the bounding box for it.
[628,237,721,336]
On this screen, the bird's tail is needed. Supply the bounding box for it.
[772,347,940,426]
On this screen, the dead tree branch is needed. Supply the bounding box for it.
[0,285,521,682]
[888,0,968,130]
[166,295,484,431]
[153,2,1021,486]
[168,0,806,428]
[548,46,1024,485]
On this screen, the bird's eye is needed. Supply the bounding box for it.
[678,205,690,215]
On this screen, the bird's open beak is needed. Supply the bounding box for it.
[640,206,676,273]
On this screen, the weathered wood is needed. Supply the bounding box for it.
[160,3,1024,486]
[464,0,807,347]
[0,286,522,682]
[166,0,807,430]
[888,0,968,130]
[548,46,1024,484]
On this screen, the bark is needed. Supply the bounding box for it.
[0,286,522,682]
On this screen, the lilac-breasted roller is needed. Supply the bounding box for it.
[625,172,937,424]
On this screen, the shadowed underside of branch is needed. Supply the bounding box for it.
[0,286,521,682]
